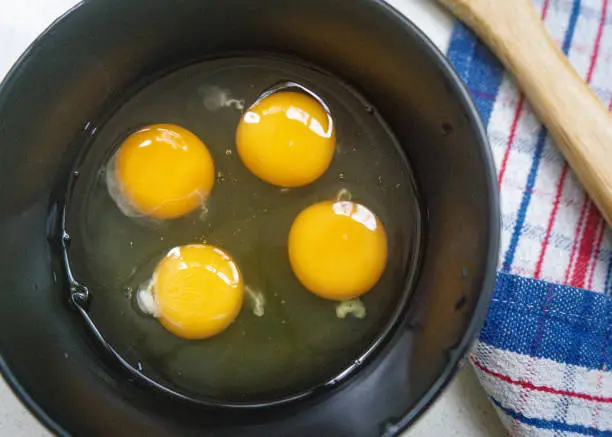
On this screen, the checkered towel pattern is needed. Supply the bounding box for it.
[445,0,612,435]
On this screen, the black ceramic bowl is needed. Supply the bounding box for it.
[0,0,499,435]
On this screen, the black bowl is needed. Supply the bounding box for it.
[0,0,499,435]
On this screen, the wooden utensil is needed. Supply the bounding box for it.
[438,0,612,226]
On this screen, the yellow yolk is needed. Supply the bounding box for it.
[115,124,214,219]
[236,91,335,187]
[153,244,244,340]
[288,201,388,301]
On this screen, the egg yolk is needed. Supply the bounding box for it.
[236,91,336,187]
[288,201,388,301]
[115,124,214,219]
[153,244,244,340]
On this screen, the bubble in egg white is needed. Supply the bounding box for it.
[336,188,352,202]
[336,298,366,320]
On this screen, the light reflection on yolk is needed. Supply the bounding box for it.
[153,244,244,339]
[236,91,336,187]
[288,201,388,301]
[115,124,214,219]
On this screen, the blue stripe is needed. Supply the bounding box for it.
[490,396,612,436]
[446,22,505,126]
[446,24,477,82]
[502,128,548,271]
[555,288,596,425]
[481,273,612,370]
[501,0,582,272]
[563,0,584,54]
[605,252,612,295]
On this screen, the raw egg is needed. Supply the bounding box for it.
[236,91,335,187]
[289,201,388,301]
[139,244,244,340]
[110,124,215,219]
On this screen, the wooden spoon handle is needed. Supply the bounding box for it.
[439,0,612,226]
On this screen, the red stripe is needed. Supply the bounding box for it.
[540,3,552,34]
[471,357,612,404]
[570,202,602,287]
[564,196,590,283]
[534,165,569,279]
[497,94,525,187]
[586,0,609,83]
[587,218,606,290]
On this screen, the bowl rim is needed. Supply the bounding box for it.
[0,0,500,435]
[373,1,500,433]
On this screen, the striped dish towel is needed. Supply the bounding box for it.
[444,0,612,435]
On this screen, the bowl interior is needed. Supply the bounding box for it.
[0,0,498,435]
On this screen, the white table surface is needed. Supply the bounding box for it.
[0,1,508,435]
